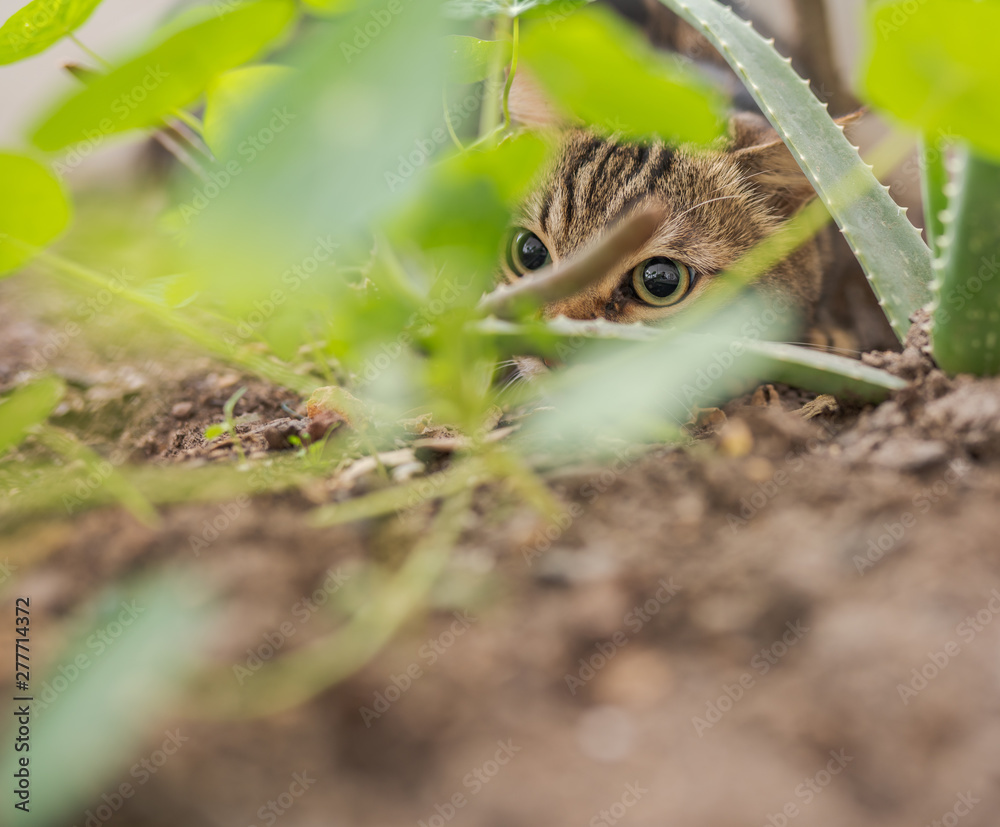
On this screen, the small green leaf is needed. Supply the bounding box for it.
[0,376,65,456]
[445,35,512,83]
[31,0,297,152]
[521,6,725,143]
[0,152,72,276]
[204,424,226,440]
[203,64,295,158]
[863,0,1000,163]
[0,0,104,65]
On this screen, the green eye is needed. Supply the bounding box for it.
[507,229,551,276]
[631,257,693,307]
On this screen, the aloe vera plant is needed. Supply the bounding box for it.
[655,0,933,343]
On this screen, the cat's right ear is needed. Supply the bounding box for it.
[507,70,569,129]
[728,110,864,217]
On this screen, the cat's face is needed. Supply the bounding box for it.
[500,115,829,329]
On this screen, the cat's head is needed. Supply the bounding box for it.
[499,113,831,330]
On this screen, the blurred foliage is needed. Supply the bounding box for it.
[1,0,997,818]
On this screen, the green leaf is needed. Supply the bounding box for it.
[0,577,212,825]
[521,6,725,143]
[186,0,448,319]
[931,149,1000,376]
[0,152,73,277]
[0,376,65,457]
[655,0,933,342]
[203,64,295,158]
[863,0,1000,163]
[0,0,104,65]
[445,35,512,83]
[31,0,297,152]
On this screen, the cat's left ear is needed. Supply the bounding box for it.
[729,110,863,216]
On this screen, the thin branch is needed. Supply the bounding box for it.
[478,206,664,319]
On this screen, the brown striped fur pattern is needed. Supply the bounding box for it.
[501,114,836,327]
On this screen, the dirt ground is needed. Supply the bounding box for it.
[3,278,1000,827]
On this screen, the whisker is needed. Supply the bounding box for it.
[677,195,745,218]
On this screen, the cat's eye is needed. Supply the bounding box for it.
[507,229,551,276]
[631,257,693,307]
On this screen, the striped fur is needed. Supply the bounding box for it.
[503,118,830,327]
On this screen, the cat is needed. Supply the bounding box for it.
[500,113,834,330]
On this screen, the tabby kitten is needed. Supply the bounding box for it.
[500,113,835,329]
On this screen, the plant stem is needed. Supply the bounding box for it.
[443,89,465,151]
[7,242,319,394]
[478,14,511,139]
[501,16,520,132]
[67,33,111,69]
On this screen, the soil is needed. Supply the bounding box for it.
[3,280,1000,827]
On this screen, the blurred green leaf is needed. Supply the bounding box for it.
[523,299,788,445]
[445,35,512,83]
[0,376,65,457]
[863,0,1000,162]
[203,64,295,158]
[1,576,212,825]
[521,5,725,143]
[185,0,449,341]
[0,0,104,65]
[0,153,72,276]
[31,0,297,152]
[445,0,575,18]
[301,0,356,15]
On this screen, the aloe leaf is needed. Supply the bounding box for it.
[31,0,296,152]
[481,315,906,403]
[931,149,1000,376]
[0,152,73,277]
[0,0,104,65]
[655,0,933,342]
[920,133,949,259]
